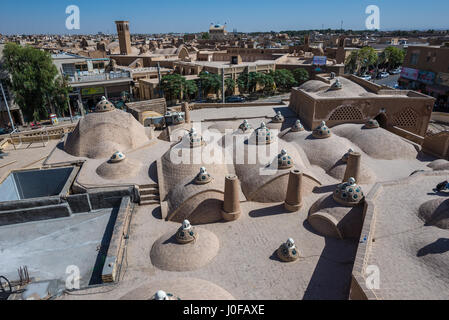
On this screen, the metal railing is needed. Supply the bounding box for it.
[66,71,131,83]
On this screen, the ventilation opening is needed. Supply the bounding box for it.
[374,113,388,128]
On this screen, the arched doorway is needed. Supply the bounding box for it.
[374,113,388,128]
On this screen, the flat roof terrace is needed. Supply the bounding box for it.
[0,207,120,288]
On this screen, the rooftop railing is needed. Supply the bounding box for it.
[66,71,131,83]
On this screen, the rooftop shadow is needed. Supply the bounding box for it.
[248,203,290,218]
[417,238,449,257]
[151,206,162,220]
[312,183,339,195]
[148,161,158,183]
[88,206,120,286]
[303,237,357,300]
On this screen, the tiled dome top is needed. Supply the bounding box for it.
[291,119,305,132]
[341,148,354,163]
[194,167,212,185]
[312,121,331,139]
[278,149,294,169]
[189,128,204,148]
[329,78,343,90]
[239,119,253,133]
[277,238,299,262]
[333,177,365,206]
[272,111,285,123]
[152,290,180,301]
[365,119,380,129]
[255,122,273,144]
[176,219,197,244]
[95,96,115,113]
[110,151,126,163]
[173,112,185,125]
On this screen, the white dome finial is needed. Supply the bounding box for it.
[155,290,168,300]
[286,238,295,248]
[182,220,191,230]
[348,177,356,185]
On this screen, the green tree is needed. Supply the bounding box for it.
[224,78,236,96]
[260,73,275,94]
[183,80,198,101]
[161,74,185,101]
[199,71,222,97]
[292,68,309,85]
[2,43,69,122]
[345,51,359,74]
[237,72,250,94]
[379,46,405,70]
[201,32,210,40]
[270,69,297,92]
[345,46,378,74]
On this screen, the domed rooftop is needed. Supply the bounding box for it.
[312,121,331,139]
[299,80,331,93]
[299,77,377,98]
[150,227,219,272]
[120,278,235,300]
[331,124,418,160]
[96,155,142,180]
[64,108,150,159]
[194,167,212,185]
[238,119,253,133]
[333,177,365,206]
[418,198,449,230]
[95,96,115,113]
[291,120,305,132]
[277,149,294,170]
[272,111,285,123]
[364,119,380,129]
[428,159,449,171]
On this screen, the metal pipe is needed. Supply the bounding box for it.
[222,68,225,103]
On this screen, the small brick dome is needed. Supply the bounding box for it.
[291,120,305,132]
[312,121,331,139]
[95,96,115,113]
[194,167,212,185]
[110,151,126,163]
[333,177,365,206]
[277,149,294,169]
[365,119,380,129]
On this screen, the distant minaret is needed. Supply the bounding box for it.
[115,21,132,55]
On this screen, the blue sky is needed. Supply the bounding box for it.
[0,0,448,35]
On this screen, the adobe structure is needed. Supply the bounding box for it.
[289,74,435,140]
[0,93,448,301]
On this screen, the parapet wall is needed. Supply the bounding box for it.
[423,131,449,159]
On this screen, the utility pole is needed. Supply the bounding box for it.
[222,68,225,103]
[0,81,15,132]
[66,95,73,123]
[157,62,163,98]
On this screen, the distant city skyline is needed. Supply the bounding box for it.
[1,0,448,35]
